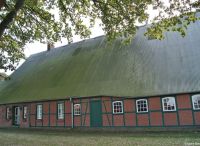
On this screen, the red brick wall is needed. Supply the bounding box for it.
[149,97,161,110]
[179,110,193,125]
[124,99,135,112]
[0,100,72,128]
[30,100,72,127]
[0,105,12,127]
[148,97,163,126]
[43,102,49,127]
[1,93,200,128]
[194,112,200,125]
[49,101,57,127]
[0,106,3,126]
[176,94,193,126]
[102,97,112,113]
[177,94,191,109]
[81,99,90,126]
[164,113,178,126]
[65,101,72,127]
[102,97,112,126]
[73,99,81,127]
[125,113,136,126]
[113,114,124,126]
[102,114,112,126]
[20,104,30,128]
[112,97,124,126]
[137,114,149,126]
[124,99,136,126]
[30,103,36,126]
[150,112,163,126]
[0,104,29,128]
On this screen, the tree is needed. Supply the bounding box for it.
[0,0,200,71]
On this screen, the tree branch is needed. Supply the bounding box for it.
[0,0,25,39]
[0,0,5,10]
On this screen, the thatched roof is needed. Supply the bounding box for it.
[0,72,7,77]
[0,73,8,80]
[1,20,200,104]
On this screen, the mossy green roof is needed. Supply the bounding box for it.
[1,21,200,104]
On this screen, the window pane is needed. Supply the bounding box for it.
[37,105,42,119]
[136,99,148,113]
[162,97,176,111]
[192,94,200,110]
[113,101,123,114]
[74,104,81,115]
[23,106,27,119]
[6,107,10,120]
[58,103,64,119]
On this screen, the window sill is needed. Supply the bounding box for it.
[23,119,27,122]
[36,119,43,121]
[57,119,64,121]
[137,112,148,114]
[113,113,124,115]
[163,110,177,113]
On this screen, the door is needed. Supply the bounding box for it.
[13,107,20,126]
[90,100,102,127]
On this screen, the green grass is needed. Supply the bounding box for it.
[0,128,200,146]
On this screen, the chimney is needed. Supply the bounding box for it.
[47,42,54,51]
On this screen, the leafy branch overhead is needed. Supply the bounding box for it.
[0,0,200,71]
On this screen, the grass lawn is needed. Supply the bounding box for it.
[0,128,200,146]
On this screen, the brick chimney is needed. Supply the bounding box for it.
[47,42,54,51]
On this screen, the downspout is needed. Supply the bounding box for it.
[70,97,74,128]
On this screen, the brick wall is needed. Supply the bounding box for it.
[0,93,200,128]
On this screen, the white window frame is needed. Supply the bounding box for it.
[57,103,64,119]
[192,94,200,110]
[162,97,176,112]
[23,106,28,119]
[37,104,43,120]
[74,104,81,115]
[6,107,10,120]
[136,99,148,113]
[112,101,123,114]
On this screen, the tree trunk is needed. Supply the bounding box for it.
[0,0,5,10]
[0,0,25,39]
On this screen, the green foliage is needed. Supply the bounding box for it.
[145,12,200,40]
[0,0,200,70]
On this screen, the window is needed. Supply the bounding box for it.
[37,104,43,120]
[162,97,176,111]
[6,107,10,120]
[136,99,148,113]
[112,101,123,114]
[192,94,200,110]
[57,103,64,119]
[23,106,28,119]
[74,104,81,115]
